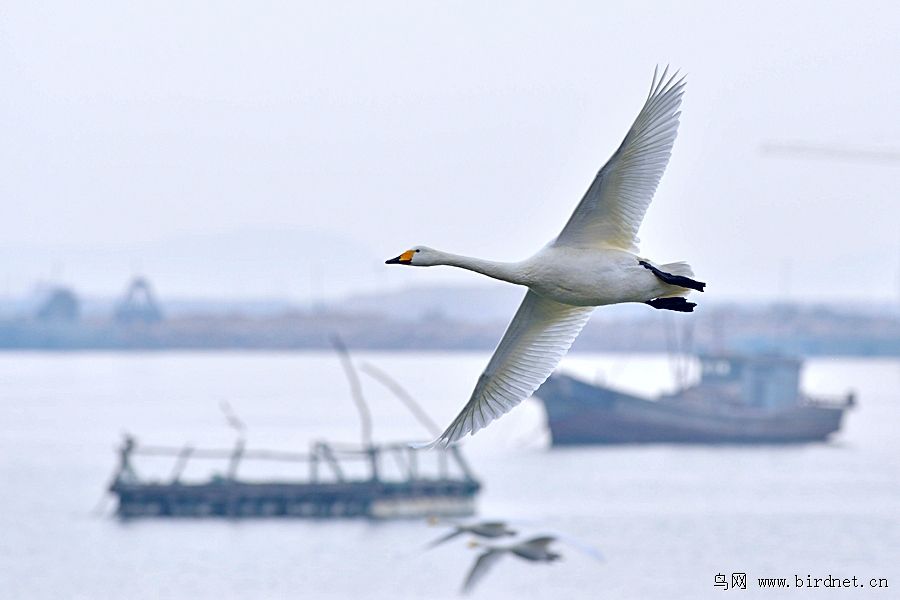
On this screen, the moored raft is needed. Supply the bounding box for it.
[109,436,480,518]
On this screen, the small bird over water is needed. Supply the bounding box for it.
[461,536,562,594]
[424,518,518,549]
[387,67,704,448]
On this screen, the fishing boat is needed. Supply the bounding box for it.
[535,354,854,445]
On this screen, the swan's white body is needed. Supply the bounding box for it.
[410,246,683,307]
[387,68,702,447]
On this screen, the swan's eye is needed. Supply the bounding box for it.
[415,249,420,253]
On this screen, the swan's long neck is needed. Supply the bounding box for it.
[433,251,526,285]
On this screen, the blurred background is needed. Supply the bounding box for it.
[0,1,898,598]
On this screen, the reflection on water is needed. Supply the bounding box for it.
[0,352,897,599]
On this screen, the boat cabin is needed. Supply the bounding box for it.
[696,354,802,409]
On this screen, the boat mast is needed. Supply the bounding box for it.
[330,334,378,481]
[220,400,247,480]
[359,361,441,437]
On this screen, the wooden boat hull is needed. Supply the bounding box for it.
[536,375,846,445]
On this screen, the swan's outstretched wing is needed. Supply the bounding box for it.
[414,291,594,448]
[462,550,506,594]
[424,527,465,550]
[554,67,686,251]
[517,536,557,554]
[551,532,605,562]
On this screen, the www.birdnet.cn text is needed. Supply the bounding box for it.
[713,573,889,590]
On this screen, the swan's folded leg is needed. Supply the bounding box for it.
[645,297,696,312]
[638,260,706,292]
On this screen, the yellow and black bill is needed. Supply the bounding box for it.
[385,250,415,264]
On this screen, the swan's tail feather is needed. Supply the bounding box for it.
[659,261,694,278]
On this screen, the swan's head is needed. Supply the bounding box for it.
[385,246,440,266]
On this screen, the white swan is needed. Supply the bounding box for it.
[461,536,562,594]
[424,518,517,550]
[387,67,704,448]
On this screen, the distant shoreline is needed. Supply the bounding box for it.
[2,303,900,357]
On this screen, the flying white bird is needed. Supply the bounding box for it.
[424,518,518,550]
[387,67,704,448]
[461,536,562,594]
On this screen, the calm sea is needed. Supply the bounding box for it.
[0,351,897,599]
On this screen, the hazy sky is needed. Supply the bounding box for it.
[1,2,899,302]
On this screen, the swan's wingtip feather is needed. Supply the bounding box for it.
[408,435,456,450]
[408,440,438,450]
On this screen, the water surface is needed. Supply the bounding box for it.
[0,352,897,599]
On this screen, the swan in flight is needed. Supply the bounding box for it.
[424,518,518,550]
[387,67,704,448]
[461,536,562,594]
